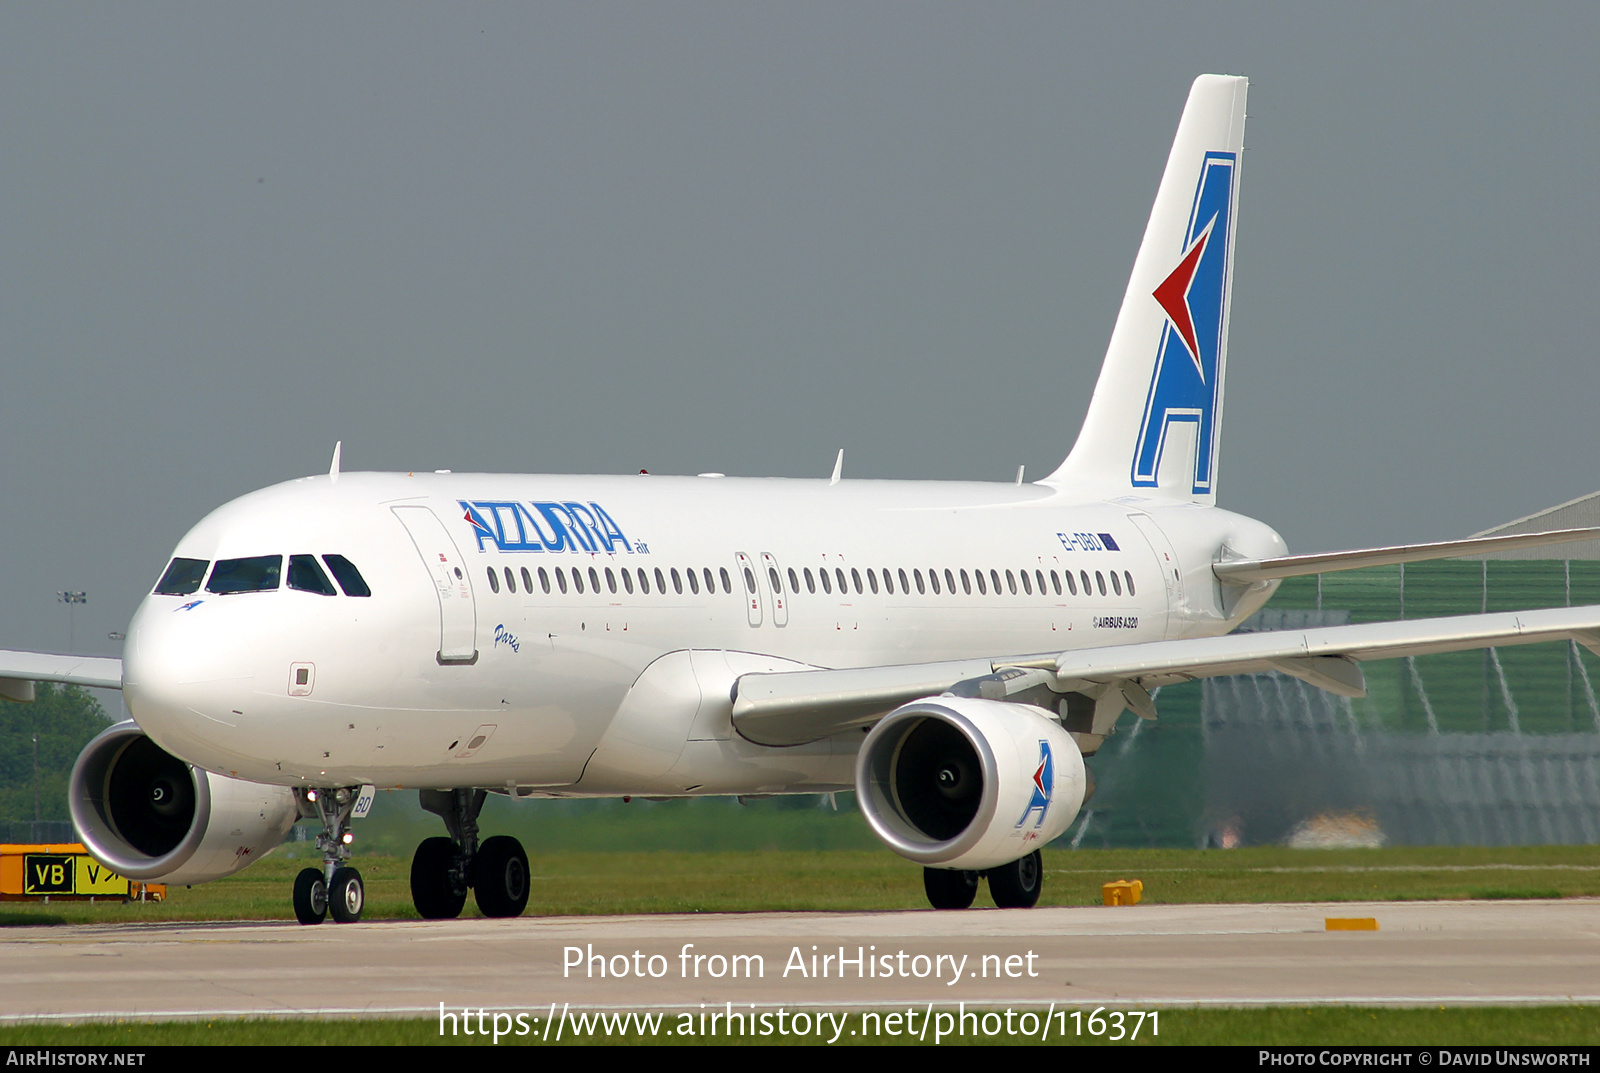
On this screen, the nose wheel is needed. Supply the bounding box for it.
[291,786,366,924]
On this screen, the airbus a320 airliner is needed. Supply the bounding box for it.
[11,75,1600,923]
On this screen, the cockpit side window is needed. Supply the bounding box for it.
[288,554,338,596]
[154,558,209,596]
[322,555,372,597]
[206,555,282,594]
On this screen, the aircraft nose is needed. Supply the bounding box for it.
[121,596,260,772]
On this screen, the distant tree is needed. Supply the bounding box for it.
[0,685,114,823]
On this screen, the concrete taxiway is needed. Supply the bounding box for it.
[3,900,1599,1022]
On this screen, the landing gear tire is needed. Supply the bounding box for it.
[988,850,1043,909]
[923,867,979,910]
[329,866,365,923]
[473,835,530,918]
[411,836,467,920]
[293,867,328,925]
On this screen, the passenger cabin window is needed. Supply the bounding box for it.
[539,567,551,594]
[155,557,209,596]
[486,567,500,594]
[207,555,282,595]
[720,567,733,594]
[323,555,372,597]
[687,568,700,594]
[288,555,337,596]
[1124,570,1136,596]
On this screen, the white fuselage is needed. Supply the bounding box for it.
[121,471,1285,795]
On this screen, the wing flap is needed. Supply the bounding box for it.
[0,649,123,691]
[731,604,1600,746]
[1050,605,1600,683]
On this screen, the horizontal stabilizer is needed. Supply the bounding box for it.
[0,649,123,692]
[1212,527,1600,584]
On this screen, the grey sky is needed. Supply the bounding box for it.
[4,4,1598,659]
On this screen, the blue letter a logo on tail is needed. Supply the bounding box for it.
[1131,150,1236,495]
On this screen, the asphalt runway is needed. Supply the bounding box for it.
[4,900,1599,1022]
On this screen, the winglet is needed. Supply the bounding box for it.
[329,440,342,482]
[830,449,844,485]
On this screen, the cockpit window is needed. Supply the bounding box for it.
[154,558,209,596]
[322,554,372,597]
[206,555,282,594]
[288,554,338,596]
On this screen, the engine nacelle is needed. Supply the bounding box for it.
[68,720,298,885]
[855,697,1086,871]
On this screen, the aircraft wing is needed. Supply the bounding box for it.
[1213,527,1600,584]
[0,649,123,702]
[730,604,1600,746]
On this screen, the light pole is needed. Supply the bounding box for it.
[57,591,86,651]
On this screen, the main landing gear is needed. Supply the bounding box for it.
[923,849,1043,910]
[410,789,530,920]
[292,786,366,925]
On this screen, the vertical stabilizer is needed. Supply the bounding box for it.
[1043,75,1247,504]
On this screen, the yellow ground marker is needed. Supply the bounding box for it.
[1102,879,1143,906]
[1325,917,1379,931]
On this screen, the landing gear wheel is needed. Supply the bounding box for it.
[923,867,979,909]
[329,866,364,923]
[988,850,1043,909]
[293,867,328,925]
[473,835,530,918]
[411,836,467,920]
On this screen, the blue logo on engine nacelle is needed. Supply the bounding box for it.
[1016,740,1054,829]
[459,500,633,554]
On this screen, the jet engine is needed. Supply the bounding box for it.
[854,697,1086,871]
[68,720,299,885]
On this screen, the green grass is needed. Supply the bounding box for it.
[2,1006,1597,1046]
[3,843,1599,926]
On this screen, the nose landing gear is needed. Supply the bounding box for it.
[411,789,529,920]
[291,786,366,925]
